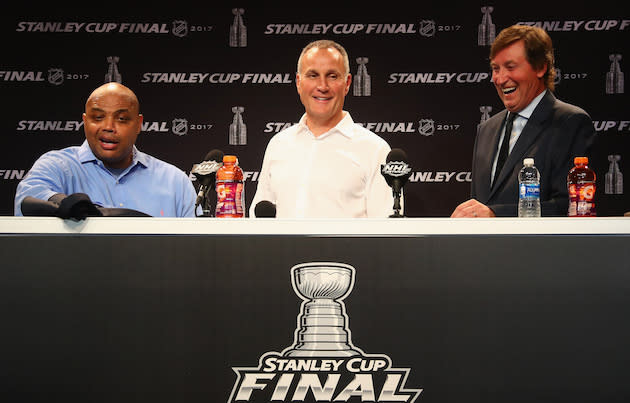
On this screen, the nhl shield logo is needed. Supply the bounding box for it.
[172,20,188,37]
[47,68,64,86]
[418,119,435,136]
[172,118,188,136]
[553,67,561,86]
[419,20,436,37]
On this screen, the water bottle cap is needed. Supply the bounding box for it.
[574,156,588,165]
[523,158,534,166]
[223,155,237,164]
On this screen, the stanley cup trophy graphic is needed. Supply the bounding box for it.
[229,8,247,48]
[606,54,624,94]
[229,106,247,145]
[605,155,623,194]
[478,106,492,131]
[104,56,122,83]
[353,57,371,97]
[478,7,495,46]
[283,262,362,357]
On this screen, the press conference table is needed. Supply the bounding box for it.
[1,217,629,403]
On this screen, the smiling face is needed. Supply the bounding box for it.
[296,46,351,135]
[491,40,547,113]
[82,83,143,169]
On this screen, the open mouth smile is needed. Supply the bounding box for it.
[502,87,516,95]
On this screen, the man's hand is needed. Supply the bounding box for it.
[451,199,496,218]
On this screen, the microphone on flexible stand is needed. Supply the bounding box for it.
[381,148,412,218]
[191,149,224,217]
[254,200,277,218]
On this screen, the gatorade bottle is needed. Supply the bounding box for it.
[215,155,245,218]
[567,156,596,217]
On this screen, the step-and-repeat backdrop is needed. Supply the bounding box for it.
[1,4,628,216]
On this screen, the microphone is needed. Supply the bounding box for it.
[191,149,224,216]
[254,200,276,218]
[381,148,412,218]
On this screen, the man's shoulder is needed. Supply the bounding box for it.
[265,123,301,147]
[551,97,591,118]
[349,123,390,148]
[477,109,506,134]
[34,145,83,166]
[137,151,188,178]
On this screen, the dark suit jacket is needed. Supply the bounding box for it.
[471,90,595,216]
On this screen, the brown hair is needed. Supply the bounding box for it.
[490,25,556,91]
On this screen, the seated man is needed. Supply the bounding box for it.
[250,39,395,218]
[14,82,196,217]
[451,25,595,217]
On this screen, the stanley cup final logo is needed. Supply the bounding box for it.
[606,54,624,94]
[353,57,371,97]
[229,106,247,145]
[104,56,122,83]
[284,263,360,357]
[478,7,495,46]
[229,8,247,47]
[228,262,422,402]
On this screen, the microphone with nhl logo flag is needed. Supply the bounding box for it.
[191,149,224,217]
[381,148,412,218]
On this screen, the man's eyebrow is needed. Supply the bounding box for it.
[88,107,131,113]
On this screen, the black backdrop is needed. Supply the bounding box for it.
[2,232,630,402]
[1,3,628,216]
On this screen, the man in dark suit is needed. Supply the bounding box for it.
[451,25,595,217]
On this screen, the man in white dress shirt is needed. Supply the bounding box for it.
[250,39,395,218]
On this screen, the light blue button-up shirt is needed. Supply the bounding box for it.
[15,141,196,217]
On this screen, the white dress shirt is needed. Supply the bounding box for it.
[491,90,546,185]
[250,112,395,218]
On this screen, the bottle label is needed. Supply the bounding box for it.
[216,181,244,217]
[519,183,540,199]
[568,183,596,216]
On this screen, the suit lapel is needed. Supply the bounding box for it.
[477,110,507,200]
[490,91,554,197]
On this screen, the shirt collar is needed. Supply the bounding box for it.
[516,89,547,120]
[297,111,355,140]
[78,140,148,168]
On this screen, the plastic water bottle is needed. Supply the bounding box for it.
[568,156,596,217]
[215,155,245,218]
[518,158,541,217]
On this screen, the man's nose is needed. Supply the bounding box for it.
[102,116,115,131]
[316,77,329,91]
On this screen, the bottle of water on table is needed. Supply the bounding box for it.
[518,158,541,217]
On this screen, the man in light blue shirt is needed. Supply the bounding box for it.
[14,82,196,217]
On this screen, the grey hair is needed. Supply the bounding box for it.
[297,39,350,76]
